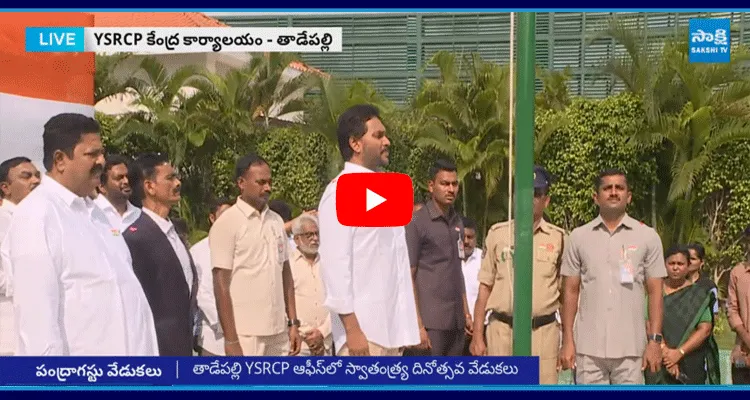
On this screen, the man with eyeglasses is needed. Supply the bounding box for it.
[288,213,331,356]
[470,165,567,385]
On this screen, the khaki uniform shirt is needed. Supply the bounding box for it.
[561,214,666,359]
[478,219,566,317]
[209,198,290,337]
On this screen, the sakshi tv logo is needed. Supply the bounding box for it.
[689,18,731,63]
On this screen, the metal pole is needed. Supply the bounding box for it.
[508,11,515,228]
[512,12,536,357]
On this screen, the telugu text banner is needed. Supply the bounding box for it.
[25,27,343,54]
[3,356,539,386]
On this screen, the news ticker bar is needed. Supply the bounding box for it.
[2,356,538,385]
[25,27,343,53]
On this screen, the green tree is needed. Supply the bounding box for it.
[256,126,331,211]
[539,93,659,231]
[696,140,750,296]
[94,53,139,104]
[303,77,396,179]
[413,51,509,228]
[240,53,315,128]
[599,18,750,245]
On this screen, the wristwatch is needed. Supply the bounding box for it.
[648,333,663,344]
[287,318,301,327]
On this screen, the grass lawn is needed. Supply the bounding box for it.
[713,310,737,350]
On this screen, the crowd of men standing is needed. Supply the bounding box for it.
[0,105,747,386]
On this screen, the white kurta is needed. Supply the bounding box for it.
[7,176,159,355]
[462,248,482,321]
[318,162,420,352]
[93,195,141,232]
[0,200,16,355]
[190,237,224,355]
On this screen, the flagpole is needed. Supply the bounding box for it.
[511,12,536,357]
[508,11,515,228]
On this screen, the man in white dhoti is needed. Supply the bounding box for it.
[6,113,159,355]
[0,156,41,355]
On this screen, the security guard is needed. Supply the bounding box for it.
[470,165,567,385]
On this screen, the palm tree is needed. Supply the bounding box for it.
[94,53,139,103]
[413,51,510,225]
[600,17,750,244]
[534,67,572,159]
[303,76,396,179]
[110,56,208,169]
[241,53,316,128]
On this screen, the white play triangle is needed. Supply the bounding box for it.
[365,188,386,212]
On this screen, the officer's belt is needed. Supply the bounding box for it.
[489,311,557,330]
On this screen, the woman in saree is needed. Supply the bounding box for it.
[644,245,721,385]
[687,243,719,317]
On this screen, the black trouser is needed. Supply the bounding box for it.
[732,366,750,384]
[489,311,557,330]
[462,334,472,356]
[403,328,465,356]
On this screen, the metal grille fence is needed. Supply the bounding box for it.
[219,12,750,104]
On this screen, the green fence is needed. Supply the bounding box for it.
[218,12,750,104]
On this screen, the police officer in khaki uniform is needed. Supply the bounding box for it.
[470,165,566,385]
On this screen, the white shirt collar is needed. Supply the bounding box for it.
[94,194,138,216]
[343,162,377,174]
[466,248,482,263]
[0,199,16,213]
[93,194,113,211]
[141,206,174,235]
[291,247,320,264]
[42,175,87,208]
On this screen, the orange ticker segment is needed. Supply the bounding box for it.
[0,12,95,105]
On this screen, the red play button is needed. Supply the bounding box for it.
[336,172,413,227]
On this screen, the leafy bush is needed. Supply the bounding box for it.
[538,93,659,231]
[257,126,329,211]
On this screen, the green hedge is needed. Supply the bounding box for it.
[538,93,659,231]
[256,126,329,211]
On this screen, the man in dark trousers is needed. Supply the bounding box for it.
[124,152,198,356]
[405,159,472,356]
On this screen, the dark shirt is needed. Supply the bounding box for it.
[405,201,465,331]
[696,272,719,315]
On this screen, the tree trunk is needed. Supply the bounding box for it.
[461,181,468,217]
[676,189,693,244]
[651,183,657,228]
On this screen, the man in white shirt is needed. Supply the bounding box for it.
[94,154,141,232]
[0,156,41,355]
[191,197,234,356]
[290,214,333,356]
[123,152,198,356]
[7,113,158,355]
[318,104,420,356]
[461,216,484,355]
